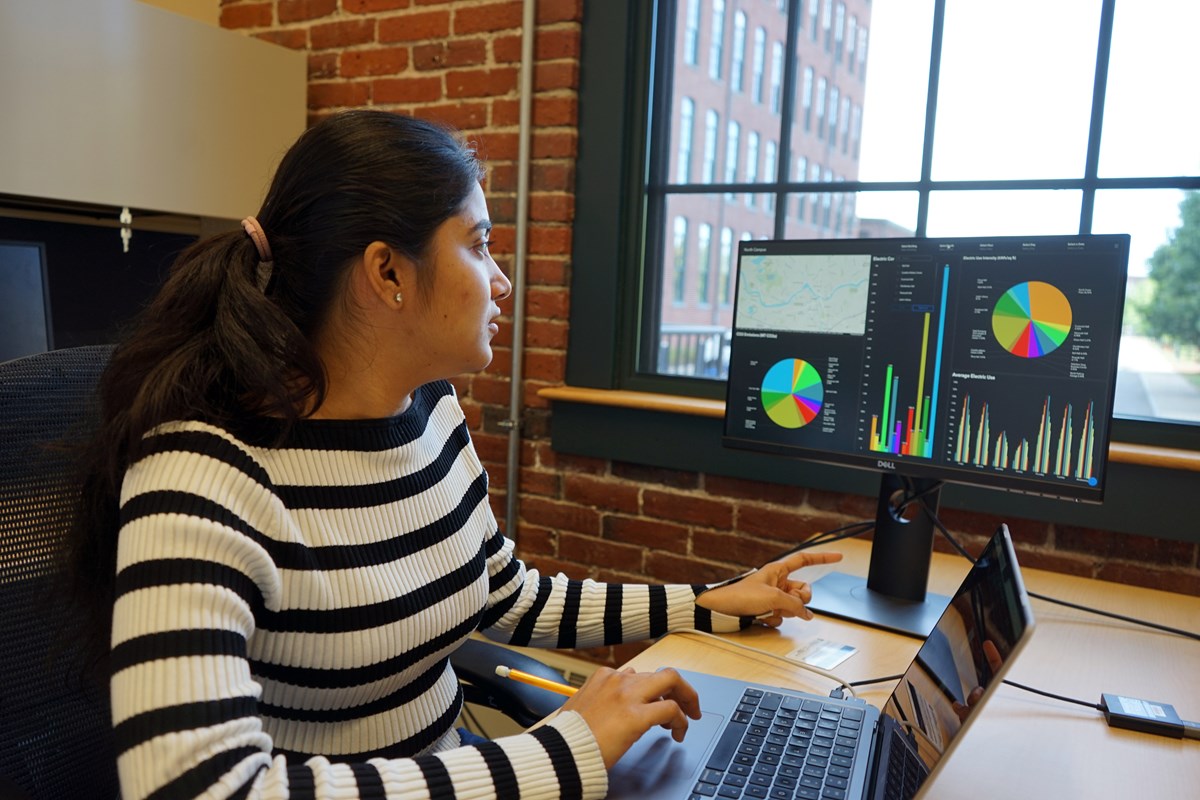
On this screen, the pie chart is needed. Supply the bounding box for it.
[992,281,1072,358]
[761,358,823,429]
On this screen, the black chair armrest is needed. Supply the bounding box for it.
[450,639,571,730]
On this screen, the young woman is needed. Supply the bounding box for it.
[68,110,840,800]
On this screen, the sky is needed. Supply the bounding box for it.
[854,0,1200,277]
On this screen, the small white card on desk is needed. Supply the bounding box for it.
[788,637,857,670]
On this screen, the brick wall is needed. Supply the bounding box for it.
[220,0,1199,662]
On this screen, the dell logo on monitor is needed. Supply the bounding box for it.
[877,460,897,470]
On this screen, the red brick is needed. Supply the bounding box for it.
[446,67,520,99]
[470,373,510,405]
[643,490,734,529]
[563,474,640,514]
[523,350,566,383]
[374,75,443,104]
[704,474,806,506]
[536,28,581,60]
[646,551,732,585]
[452,0,523,34]
[308,52,338,80]
[533,96,578,126]
[477,132,520,160]
[525,286,570,319]
[521,497,602,535]
[738,504,827,545]
[379,10,451,42]
[693,529,789,569]
[519,467,561,498]
[530,193,574,222]
[308,81,370,109]
[532,131,578,158]
[531,162,575,192]
[535,62,579,92]
[603,515,690,554]
[220,2,273,29]
[311,18,376,49]
[344,0,411,12]
[413,102,490,130]
[254,28,308,49]
[490,99,521,127]
[1096,563,1200,596]
[512,525,556,560]
[523,318,569,349]
[278,0,337,23]
[529,225,572,255]
[559,532,644,573]
[341,46,409,77]
[472,430,507,464]
[526,256,568,287]
[492,33,522,64]
[612,462,700,490]
[537,0,583,24]
[1056,525,1196,566]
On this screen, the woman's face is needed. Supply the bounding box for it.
[407,183,512,379]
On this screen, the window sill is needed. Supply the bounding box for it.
[538,385,1200,473]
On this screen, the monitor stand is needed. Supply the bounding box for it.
[806,475,950,638]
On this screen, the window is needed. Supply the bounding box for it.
[570,0,1200,512]
[717,227,734,306]
[709,0,726,80]
[696,223,713,305]
[723,120,740,198]
[683,0,701,65]
[751,27,766,103]
[764,140,778,212]
[822,0,832,51]
[827,86,839,144]
[744,131,759,207]
[677,97,695,182]
[702,109,719,182]
[671,216,688,304]
[769,42,784,113]
[835,2,846,61]
[731,11,747,93]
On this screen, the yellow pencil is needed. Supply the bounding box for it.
[494,665,578,696]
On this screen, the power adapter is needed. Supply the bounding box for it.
[1101,693,1200,740]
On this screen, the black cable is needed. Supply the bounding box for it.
[1026,590,1200,642]
[920,505,1200,642]
[1003,679,1103,711]
[849,673,904,688]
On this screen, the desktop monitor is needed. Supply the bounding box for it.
[722,234,1129,636]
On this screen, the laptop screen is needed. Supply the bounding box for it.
[878,526,1034,781]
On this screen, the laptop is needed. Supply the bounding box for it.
[607,524,1035,800]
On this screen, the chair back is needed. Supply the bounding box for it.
[0,346,119,800]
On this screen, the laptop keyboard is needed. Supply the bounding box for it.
[691,687,865,800]
[881,732,927,800]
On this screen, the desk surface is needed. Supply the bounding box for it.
[622,539,1200,799]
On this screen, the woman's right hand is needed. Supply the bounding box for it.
[561,666,702,769]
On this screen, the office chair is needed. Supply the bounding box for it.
[0,345,568,799]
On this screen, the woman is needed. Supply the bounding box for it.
[68,110,840,799]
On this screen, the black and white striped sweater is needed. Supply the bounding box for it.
[110,380,743,799]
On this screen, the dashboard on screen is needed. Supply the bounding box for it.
[722,234,1130,503]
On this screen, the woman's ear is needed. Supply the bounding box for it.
[361,241,408,308]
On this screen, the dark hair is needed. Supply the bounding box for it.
[64,110,485,673]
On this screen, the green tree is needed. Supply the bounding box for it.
[1142,191,1200,350]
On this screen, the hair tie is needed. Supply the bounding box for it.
[241,216,273,262]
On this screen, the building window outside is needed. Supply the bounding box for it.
[671,216,688,304]
[703,109,720,182]
[592,0,1200,435]
[731,11,747,93]
[709,0,726,80]
[770,41,784,113]
[697,222,713,305]
[677,97,695,182]
[684,0,701,65]
[751,27,766,104]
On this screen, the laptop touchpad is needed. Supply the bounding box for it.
[605,710,726,799]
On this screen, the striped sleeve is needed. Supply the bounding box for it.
[478,524,747,650]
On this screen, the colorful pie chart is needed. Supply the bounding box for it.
[992,281,1072,358]
[761,358,824,429]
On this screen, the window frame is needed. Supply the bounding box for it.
[567,0,1200,544]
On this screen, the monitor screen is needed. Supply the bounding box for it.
[723,234,1130,503]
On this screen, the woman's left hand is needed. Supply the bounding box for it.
[695,550,843,626]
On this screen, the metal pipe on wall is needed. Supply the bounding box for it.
[501,0,537,543]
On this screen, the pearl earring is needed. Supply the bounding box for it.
[394,291,403,306]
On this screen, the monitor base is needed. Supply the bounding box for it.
[807,571,950,639]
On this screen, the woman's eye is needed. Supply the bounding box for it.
[476,239,494,254]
